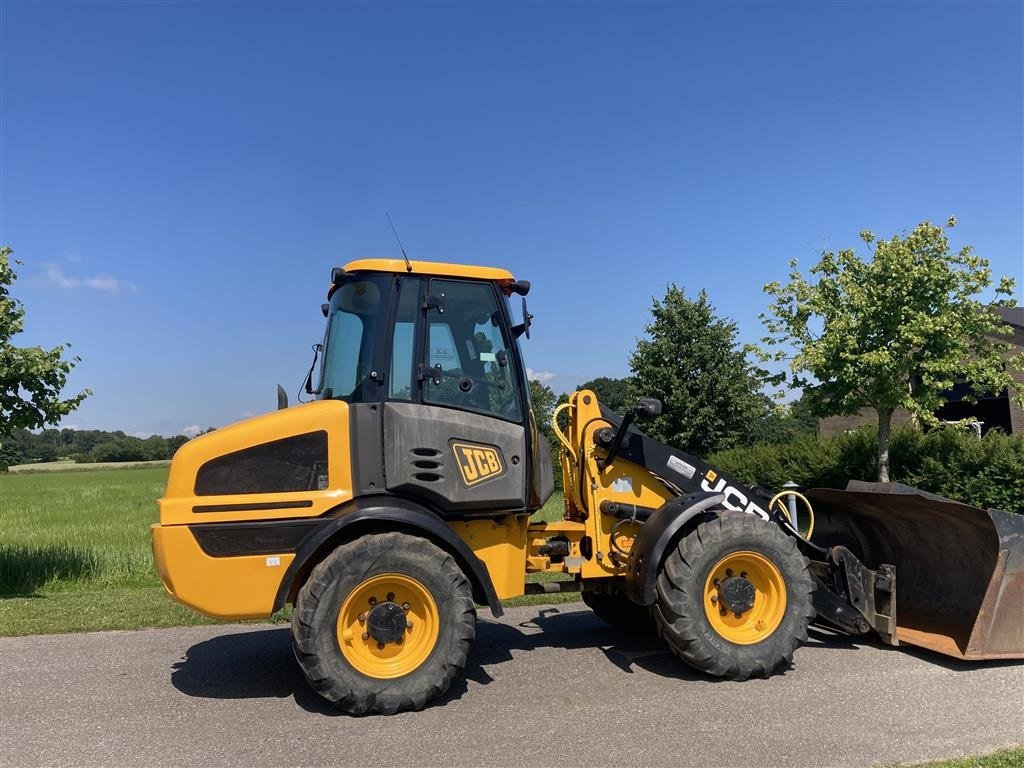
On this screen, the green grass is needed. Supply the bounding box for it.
[894,748,1024,768]
[0,466,210,635]
[0,466,578,635]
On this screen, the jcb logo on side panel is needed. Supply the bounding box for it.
[452,442,505,487]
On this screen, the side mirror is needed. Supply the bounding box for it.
[512,297,533,339]
[634,398,662,420]
[277,385,289,410]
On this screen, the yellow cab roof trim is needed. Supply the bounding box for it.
[342,258,514,282]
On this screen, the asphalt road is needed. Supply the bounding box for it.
[2,603,1022,768]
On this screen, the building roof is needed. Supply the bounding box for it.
[994,306,1024,329]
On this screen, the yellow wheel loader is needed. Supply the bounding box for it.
[151,258,1024,715]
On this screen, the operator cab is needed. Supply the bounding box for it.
[314,259,554,517]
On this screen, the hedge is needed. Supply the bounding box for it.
[707,426,1024,512]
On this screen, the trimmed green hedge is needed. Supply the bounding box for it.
[707,426,1024,512]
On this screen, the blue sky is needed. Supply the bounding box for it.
[2,1,1021,437]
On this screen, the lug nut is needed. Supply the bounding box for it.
[720,609,727,617]
[402,602,411,612]
[406,619,414,630]
[369,597,377,606]
[377,642,385,650]
[361,632,369,640]
[740,571,748,579]
[726,569,733,577]
[396,637,404,645]
[386,592,395,602]
[710,596,718,605]
[358,613,367,623]
[713,579,720,586]
[734,612,742,619]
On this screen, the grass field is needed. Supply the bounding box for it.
[0,465,571,636]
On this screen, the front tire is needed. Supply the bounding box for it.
[291,532,476,715]
[652,512,814,680]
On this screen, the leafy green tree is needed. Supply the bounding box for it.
[750,391,818,445]
[528,379,557,435]
[529,378,563,489]
[629,285,769,456]
[1,247,90,465]
[577,376,633,414]
[759,218,1023,481]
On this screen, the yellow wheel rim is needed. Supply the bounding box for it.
[336,573,440,679]
[704,551,787,645]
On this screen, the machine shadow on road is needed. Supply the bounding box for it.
[169,605,879,716]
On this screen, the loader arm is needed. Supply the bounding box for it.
[555,390,901,646]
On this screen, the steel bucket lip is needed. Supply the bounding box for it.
[805,482,1024,661]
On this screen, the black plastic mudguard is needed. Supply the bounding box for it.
[624,491,725,605]
[271,496,503,617]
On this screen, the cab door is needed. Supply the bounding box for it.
[383,277,529,517]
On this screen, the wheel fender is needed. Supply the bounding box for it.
[625,492,726,606]
[273,497,503,617]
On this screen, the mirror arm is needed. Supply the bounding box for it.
[302,343,322,396]
[596,409,637,471]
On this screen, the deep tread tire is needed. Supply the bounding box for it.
[291,532,476,715]
[652,512,815,680]
[581,591,654,631]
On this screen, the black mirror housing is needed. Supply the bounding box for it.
[634,398,662,419]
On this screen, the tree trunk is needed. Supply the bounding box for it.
[876,407,893,483]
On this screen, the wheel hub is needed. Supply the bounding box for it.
[366,601,407,645]
[718,575,756,615]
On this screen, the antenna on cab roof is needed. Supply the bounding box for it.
[386,212,413,273]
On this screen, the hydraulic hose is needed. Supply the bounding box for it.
[768,489,815,541]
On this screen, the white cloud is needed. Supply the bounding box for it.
[127,430,154,439]
[240,411,256,419]
[181,424,202,438]
[526,368,557,383]
[46,265,137,294]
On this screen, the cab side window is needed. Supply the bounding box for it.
[388,277,420,401]
[423,280,522,422]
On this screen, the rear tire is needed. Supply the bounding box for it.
[291,532,476,715]
[653,512,814,680]
[581,590,653,631]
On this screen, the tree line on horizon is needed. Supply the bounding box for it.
[1,427,191,468]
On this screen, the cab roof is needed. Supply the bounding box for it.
[341,258,514,282]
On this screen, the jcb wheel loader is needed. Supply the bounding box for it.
[151,258,1024,716]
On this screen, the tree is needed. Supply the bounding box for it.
[1,247,90,462]
[528,378,562,488]
[759,218,1023,481]
[628,285,769,456]
[576,376,633,414]
[528,379,557,437]
[748,390,819,445]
